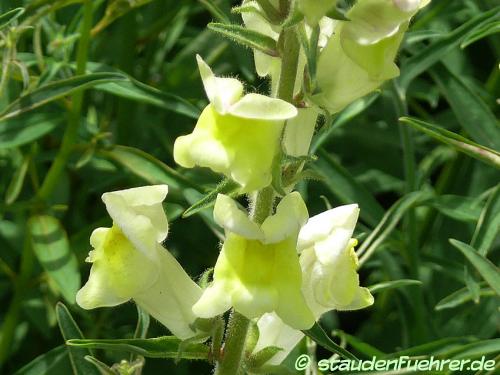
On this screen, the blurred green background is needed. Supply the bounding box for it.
[0,0,499,374]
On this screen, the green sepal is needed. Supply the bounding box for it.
[208,23,279,57]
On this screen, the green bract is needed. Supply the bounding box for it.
[76,185,202,340]
[192,192,315,330]
[313,0,431,113]
[174,56,297,192]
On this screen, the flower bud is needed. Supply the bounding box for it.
[192,192,315,330]
[76,185,202,340]
[174,56,297,192]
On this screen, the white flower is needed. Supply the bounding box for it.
[76,185,202,340]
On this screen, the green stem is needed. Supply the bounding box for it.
[215,312,251,375]
[37,0,93,201]
[251,186,275,224]
[277,27,300,103]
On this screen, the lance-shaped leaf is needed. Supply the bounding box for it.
[29,216,80,304]
[56,303,101,375]
[207,23,278,56]
[0,7,24,30]
[99,145,201,195]
[358,191,429,265]
[435,283,495,311]
[67,336,210,360]
[449,239,500,296]
[430,63,500,150]
[399,6,500,89]
[0,73,127,122]
[471,185,500,256]
[400,117,500,169]
[303,323,358,360]
[182,179,240,218]
[368,279,422,294]
[13,345,71,375]
[0,113,64,149]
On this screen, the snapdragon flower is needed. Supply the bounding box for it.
[192,192,315,330]
[313,0,431,113]
[253,204,373,365]
[174,56,297,192]
[76,185,202,340]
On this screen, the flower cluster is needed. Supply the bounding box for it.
[77,0,429,370]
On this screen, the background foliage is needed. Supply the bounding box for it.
[0,0,498,374]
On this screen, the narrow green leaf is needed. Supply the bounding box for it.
[435,284,495,311]
[99,145,201,194]
[358,191,429,265]
[449,239,500,295]
[303,323,358,361]
[56,303,101,375]
[29,216,80,304]
[13,345,71,375]
[96,80,200,119]
[400,117,500,169]
[200,0,231,24]
[332,330,386,358]
[207,23,278,56]
[5,155,29,205]
[0,112,64,149]
[0,73,127,122]
[399,6,500,89]
[182,179,240,218]
[471,185,500,256]
[429,194,483,222]
[368,279,422,294]
[67,336,210,360]
[0,7,24,30]
[430,63,500,150]
[314,151,385,227]
[461,20,500,48]
[386,337,475,358]
[446,339,500,359]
